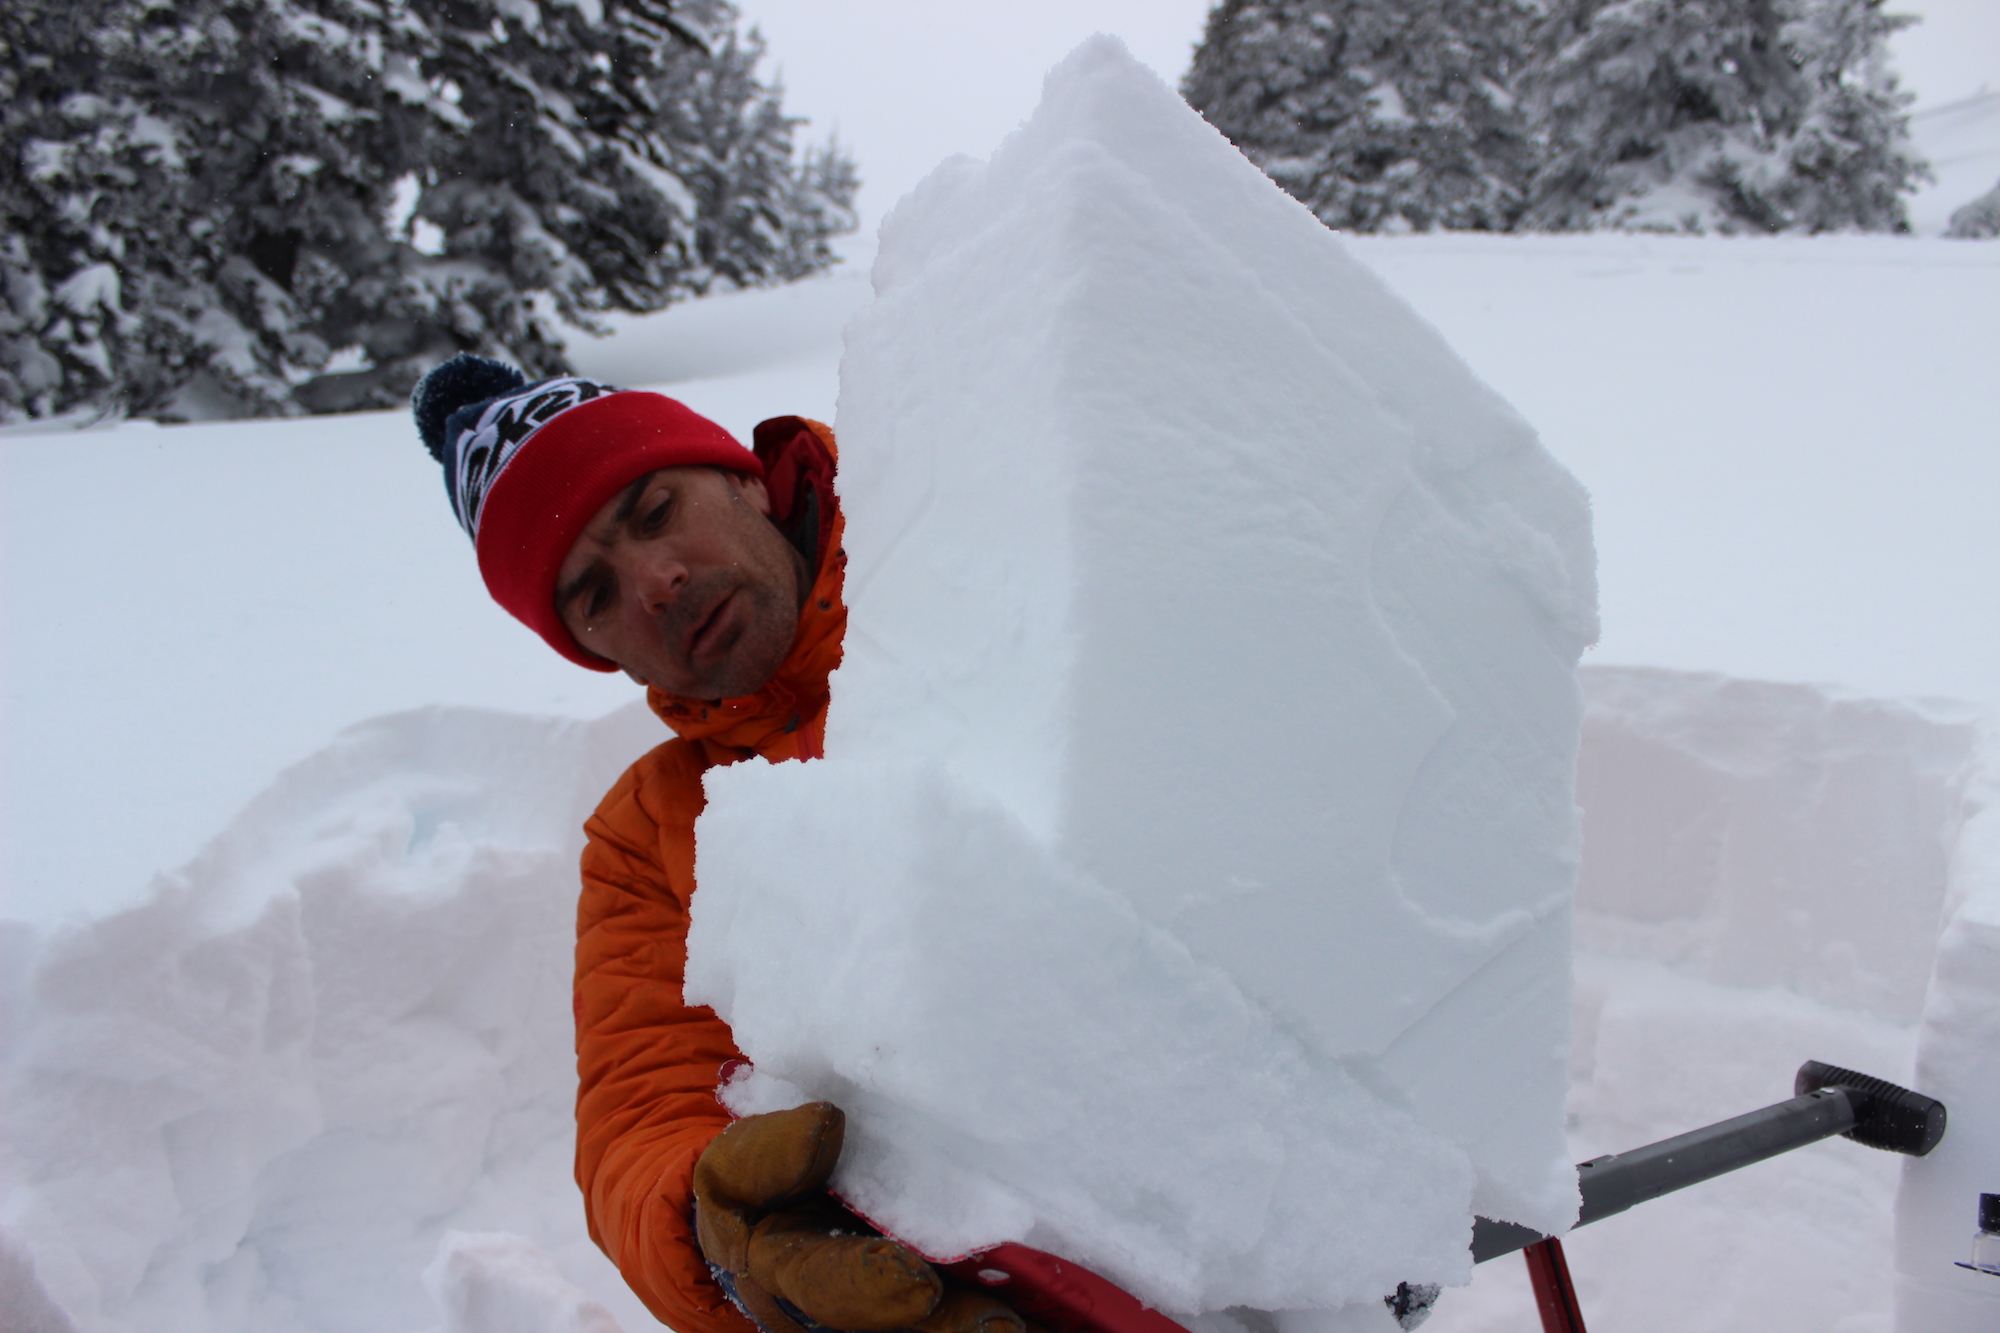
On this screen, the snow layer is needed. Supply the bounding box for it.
[1573,667,1976,1026]
[422,1232,624,1333]
[687,35,1595,1315]
[0,703,665,1333]
[1896,727,2000,1331]
[3,59,1995,1333]
[1433,666,1976,1333]
[0,665,1977,1333]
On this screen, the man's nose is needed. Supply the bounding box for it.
[630,555,690,615]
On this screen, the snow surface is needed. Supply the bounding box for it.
[1,666,1977,1333]
[1434,667,1980,1333]
[1,701,669,1333]
[8,230,1997,933]
[1895,726,2000,1331]
[0,305,854,930]
[689,36,1592,1316]
[5,32,2000,1333]
[423,1232,625,1333]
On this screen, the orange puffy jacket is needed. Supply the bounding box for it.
[574,416,845,1333]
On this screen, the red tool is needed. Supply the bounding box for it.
[1523,1238,1586,1333]
[936,1244,1191,1333]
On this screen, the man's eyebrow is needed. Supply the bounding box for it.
[612,472,657,523]
[556,561,604,614]
[558,475,659,613]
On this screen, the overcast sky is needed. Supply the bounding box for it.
[738,0,2000,233]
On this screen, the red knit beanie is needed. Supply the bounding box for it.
[412,356,763,671]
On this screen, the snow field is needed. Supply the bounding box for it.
[692,35,1590,1316]
[7,232,1997,935]
[3,666,1983,1333]
[3,36,1998,1333]
[1341,228,2000,712]
[422,1231,626,1333]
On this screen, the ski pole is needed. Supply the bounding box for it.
[1369,1062,1949,1333]
[1470,1059,1946,1264]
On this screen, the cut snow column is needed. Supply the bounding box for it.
[1897,729,2000,1331]
[689,34,1596,1316]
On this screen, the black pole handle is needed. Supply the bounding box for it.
[1796,1059,1948,1156]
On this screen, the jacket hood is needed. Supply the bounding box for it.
[646,417,845,766]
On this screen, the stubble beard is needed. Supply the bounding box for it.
[660,548,806,701]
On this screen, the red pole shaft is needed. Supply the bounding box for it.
[1523,1238,1587,1333]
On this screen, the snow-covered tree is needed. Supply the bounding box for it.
[1,0,858,423]
[2,1,108,418]
[1522,0,1800,233]
[399,1,703,353]
[1947,178,2000,239]
[1183,0,1542,233]
[5,0,459,420]
[1772,0,1928,230]
[1522,0,1924,233]
[776,138,864,281]
[0,0,225,419]
[648,17,860,288]
[1180,0,1923,237]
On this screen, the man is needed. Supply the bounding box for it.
[412,356,1018,1333]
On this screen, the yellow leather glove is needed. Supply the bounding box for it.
[693,1102,1024,1333]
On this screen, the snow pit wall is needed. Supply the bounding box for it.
[1436,667,1982,1333]
[0,702,670,1333]
[691,33,1595,1318]
[0,665,1988,1333]
[1896,730,2000,1332]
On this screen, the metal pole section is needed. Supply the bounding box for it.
[1575,1085,1857,1226]
[1471,1087,1858,1263]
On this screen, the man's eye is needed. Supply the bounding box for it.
[586,581,613,618]
[643,498,671,531]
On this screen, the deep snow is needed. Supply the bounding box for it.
[1433,668,1995,1333]
[4,34,2000,1333]
[1896,725,2000,1329]
[2,666,1983,1333]
[0,702,669,1333]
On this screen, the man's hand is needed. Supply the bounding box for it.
[692,1103,1024,1333]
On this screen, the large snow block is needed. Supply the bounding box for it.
[689,35,1596,1315]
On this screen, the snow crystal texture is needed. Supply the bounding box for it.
[1897,724,2000,1332]
[688,35,1596,1315]
[0,705,665,1333]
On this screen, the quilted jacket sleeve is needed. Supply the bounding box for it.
[575,740,753,1333]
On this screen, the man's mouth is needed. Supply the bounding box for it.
[686,588,736,660]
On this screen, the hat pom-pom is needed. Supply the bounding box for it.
[412,354,528,461]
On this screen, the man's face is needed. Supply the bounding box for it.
[556,467,807,699]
